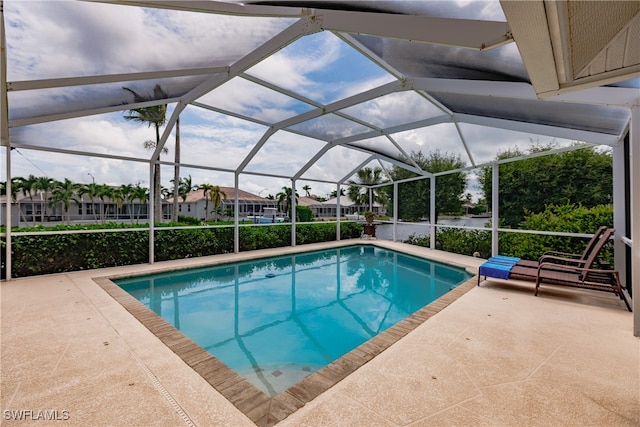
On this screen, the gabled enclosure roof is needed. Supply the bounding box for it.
[2,0,638,192]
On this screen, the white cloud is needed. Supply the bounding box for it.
[5,1,292,79]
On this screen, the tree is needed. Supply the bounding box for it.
[347,167,384,209]
[131,185,149,223]
[118,184,135,221]
[1,177,29,224]
[34,176,55,222]
[178,175,194,202]
[330,188,345,198]
[276,186,298,219]
[18,174,39,226]
[479,143,613,228]
[123,84,168,223]
[208,185,227,222]
[49,179,80,224]
[198,184,227,222]
[78,182,102,223]
[160,186,172,200]
[198,183,215,221]
[387,150,467,222]
[302,184,311,197]
[97,184,114,223]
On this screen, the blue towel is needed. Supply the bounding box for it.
[479,261,515,280]
[488,255,521,264]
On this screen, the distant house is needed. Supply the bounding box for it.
[0,189,156,227]
[165,187,278,220]
[304,196,385,219]
[1,188,386,226]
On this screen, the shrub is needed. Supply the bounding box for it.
[405,228,491,259]
[405,203,614,264]
[177,215,202,225]
[0,222,362,278]
[499,203,614,263]
[296,205,314,222]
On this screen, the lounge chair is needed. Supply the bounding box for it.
[511,227,614,277]
[519,263,629,311]
[515,226,611,269]
[509,229,631,311]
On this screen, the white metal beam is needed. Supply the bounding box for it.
[412,77,640,107]
[491,163,499,256]
[339,143,424,176]
[7,67,227,92]
[236,128,277,173]
[0,0,8,145]
[454,120,476,168]
[455,113,621,145]
[430,177,436,249]
[630,106,640,335]
[8,96,182,128]
[152,101,186,162]
[179,18,321,106]
[338,156,376,185]
[2,0,11,279]
[89,0,309,17]
[332,115,452,145]
[293,141,336,180]
[319,9,512,51]
[385,134,422,172]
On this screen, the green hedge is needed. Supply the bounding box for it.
[499,204,614,264]
[405,203,614,264]
[1,221,362,278]
[405,228,493,259]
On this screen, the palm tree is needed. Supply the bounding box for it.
[18,174,38,226]
[302,184,311,197]
[160,186,172,200]
[49,179,80,224]
[97,184,114,223]
[198,183,215,221]
[209,186,227,222]
[123,84,168,223]
[347,167,384,210]
[2,177,29,224]
[131,185,149,223]
[330,188,345,198]
[276,186,298,219]
[118,184,135,221]
[34,176,55,223]
[176,175,194,203]
[78,182,102,223]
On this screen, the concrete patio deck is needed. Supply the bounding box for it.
[1,241,638,426]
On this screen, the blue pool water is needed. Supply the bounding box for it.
[115,245,471,396]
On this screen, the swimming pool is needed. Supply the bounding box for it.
[114,245,471,395]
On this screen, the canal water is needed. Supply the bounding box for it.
[375,217,490,241]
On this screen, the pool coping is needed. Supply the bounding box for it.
[93,243,478,426]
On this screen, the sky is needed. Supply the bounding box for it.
[1,0,591,202]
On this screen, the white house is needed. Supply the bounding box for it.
[165,187,278,221]
[305,196,385,219]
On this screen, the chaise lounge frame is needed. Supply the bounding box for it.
[508,228,631,311]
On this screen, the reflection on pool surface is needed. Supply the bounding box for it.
[115,245,471,396]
